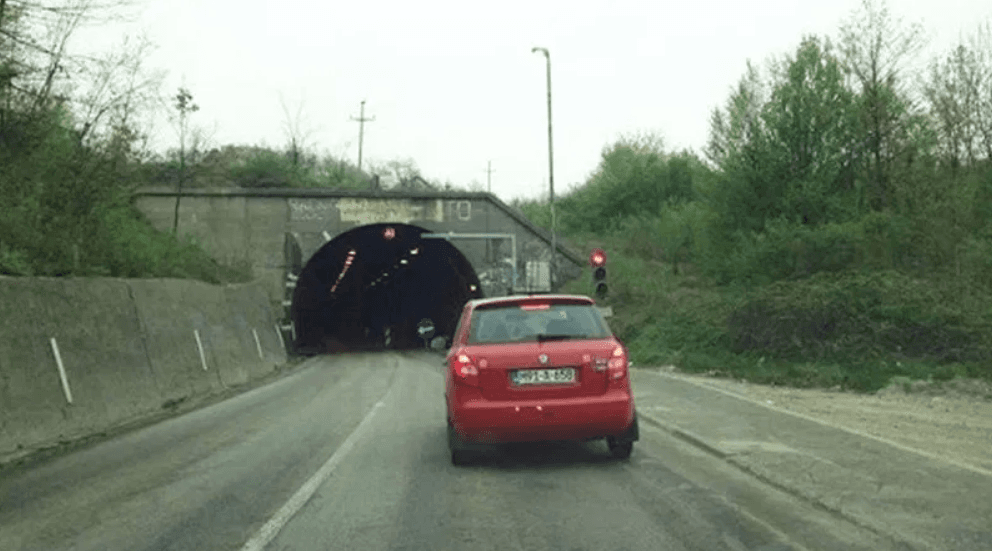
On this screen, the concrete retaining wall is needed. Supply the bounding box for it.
[0,277,287,463]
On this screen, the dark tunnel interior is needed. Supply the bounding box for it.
[291,224,483,354]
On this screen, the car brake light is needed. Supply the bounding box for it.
[608,345,627,380]
[453,353,480,386]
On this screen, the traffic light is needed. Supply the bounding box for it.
[589,248,608,299]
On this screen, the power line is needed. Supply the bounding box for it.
[350,100,375,172]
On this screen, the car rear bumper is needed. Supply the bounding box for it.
[452,390,636,444]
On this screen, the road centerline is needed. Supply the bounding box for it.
[238,399,385,551]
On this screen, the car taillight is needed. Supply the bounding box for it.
[608,345,627,380]
[453,353,480,387]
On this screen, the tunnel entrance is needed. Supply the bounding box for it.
[290,224,483,354]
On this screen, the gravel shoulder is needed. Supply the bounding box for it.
[663,369,992,474]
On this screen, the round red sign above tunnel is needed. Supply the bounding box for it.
[589,248,606,267]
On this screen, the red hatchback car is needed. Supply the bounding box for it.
[444,294,639,465]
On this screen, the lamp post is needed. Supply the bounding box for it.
[532,46,556,290]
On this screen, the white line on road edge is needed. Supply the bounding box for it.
[252,328,264,360]
[194,330,208,371]
[239,401,385,551]
[274,324,286,352]
[649,370,992,478]
[49,338,73,404]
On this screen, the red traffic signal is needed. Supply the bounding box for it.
[382,227,396,240]
[589,248,607,268]
[589,248,608,299]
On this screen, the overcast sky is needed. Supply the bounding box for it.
[77,0,992,201]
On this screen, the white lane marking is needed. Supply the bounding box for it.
[645,370,992,478]
[239,400,385,551]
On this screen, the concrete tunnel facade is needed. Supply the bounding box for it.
[131,188,587,354]
[291,223,482,353]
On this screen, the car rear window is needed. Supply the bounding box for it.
[468,303,612,344]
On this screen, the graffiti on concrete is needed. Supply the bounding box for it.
[523,239,553,260]
[477,259,516,298]
[338,198,444,224]
[289,199,336,222]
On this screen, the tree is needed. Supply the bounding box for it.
[279,92,316,171]
[762,36,859,225]
[839,0,927,211]
[923,22,992,170]
[705,61,767,172]
[75,34,161,156]
[172,86,198,233]
[704,62,782,235]
[366,157,434,190]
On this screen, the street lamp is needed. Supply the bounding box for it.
[532,46,556,290]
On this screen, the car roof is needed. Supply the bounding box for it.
[466,294,596,311]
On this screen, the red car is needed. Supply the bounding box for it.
[444,294,639,465]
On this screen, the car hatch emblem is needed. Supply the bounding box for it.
[538,354,548,364]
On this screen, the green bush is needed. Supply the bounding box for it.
[0,243,32,276]
[229,149,299,187]
[92,206,253,283]
[726,270,990,365]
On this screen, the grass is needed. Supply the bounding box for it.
[0,205,253,283]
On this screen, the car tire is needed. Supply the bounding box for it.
[607,438,634,460]
[448,421,470,466]
[451,448,470,466]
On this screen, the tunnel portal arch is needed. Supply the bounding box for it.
[290,223,482,354]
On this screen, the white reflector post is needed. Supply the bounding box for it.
[194,329,208,371]
[274,323,286,351]
[49,337,73,404]
[253,328,264,360]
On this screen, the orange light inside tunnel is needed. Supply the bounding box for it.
[330,249,358,294]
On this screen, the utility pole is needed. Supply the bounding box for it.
[532,47,556,290]
[351,100,375,172]
[485,160,494,262]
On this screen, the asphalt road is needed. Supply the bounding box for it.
[0,352,903,551]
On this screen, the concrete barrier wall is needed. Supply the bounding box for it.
[0,276,287,463]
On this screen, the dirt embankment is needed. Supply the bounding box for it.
[674,370,992,473]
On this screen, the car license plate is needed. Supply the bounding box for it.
[511,367,576,386]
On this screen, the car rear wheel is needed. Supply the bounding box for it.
[607,438,634,460]
[451,448,471,466]
[448,421,471,466]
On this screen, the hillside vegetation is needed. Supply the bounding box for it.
[0,1,256,280]
[0,1,451,279]
[517,4,992,391]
